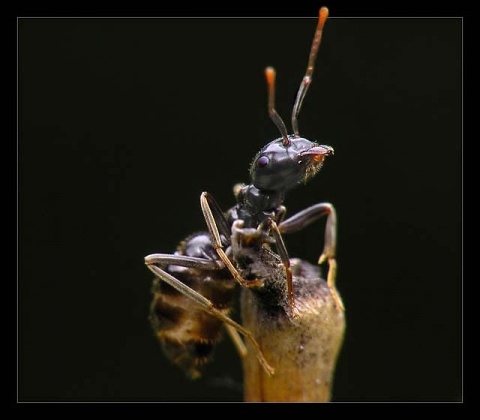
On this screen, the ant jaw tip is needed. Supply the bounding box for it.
[320,145,334,156]
[300,145,334,158]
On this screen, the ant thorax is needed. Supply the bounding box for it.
[228,184,284,229]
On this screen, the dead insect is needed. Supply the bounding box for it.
[145,6,343,382]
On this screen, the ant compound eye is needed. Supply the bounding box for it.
[257,156,269,167]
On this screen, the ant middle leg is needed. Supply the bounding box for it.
[145,253,275,375]
[278,202,344,311]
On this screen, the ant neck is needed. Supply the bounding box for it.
[229,184,285,228]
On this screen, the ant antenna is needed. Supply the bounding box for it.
[291,7,329,138]
[265,66,290,146]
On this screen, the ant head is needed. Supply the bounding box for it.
[250,136,333,191]
[251,7,332,193]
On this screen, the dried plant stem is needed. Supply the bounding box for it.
[240,260,345,402]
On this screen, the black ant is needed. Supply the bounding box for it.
[145,7,342,379]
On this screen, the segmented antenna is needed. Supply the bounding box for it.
[291,7,329,138]
[265,66,289,146]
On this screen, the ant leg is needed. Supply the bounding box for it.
[200,192,263,288]
[275,205,287,224]
[257,218,299,318]
[225,324,248,359]
[145,254,275,376]
[278,202,344,311]
[232,183,245,201]
[145,253,223,270]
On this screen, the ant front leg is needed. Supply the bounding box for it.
[278,202,344,311]
[200,192,263,288]
[145,253,274,376]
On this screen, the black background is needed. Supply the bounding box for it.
[18,10,462,402]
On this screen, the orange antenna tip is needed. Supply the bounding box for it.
[264,66,289,143]
[319,7,329,28]
[265,67,275,85]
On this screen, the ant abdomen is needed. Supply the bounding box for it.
[149,232,235,379]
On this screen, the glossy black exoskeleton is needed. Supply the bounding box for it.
[145,7,342,379]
